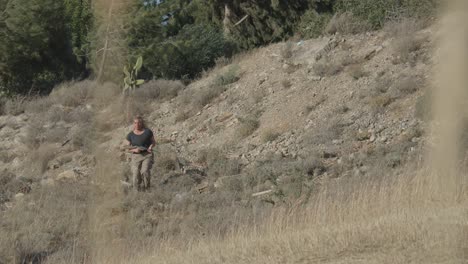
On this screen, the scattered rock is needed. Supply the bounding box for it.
[56,170,76,181]
[309,76,322,82]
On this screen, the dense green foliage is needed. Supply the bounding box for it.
[0,0,437,94]
[127,0,234,80]
[0,0,92,95]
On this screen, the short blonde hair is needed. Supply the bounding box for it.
[134,115,146,129]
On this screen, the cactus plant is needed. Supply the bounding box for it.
[123,56,145,94]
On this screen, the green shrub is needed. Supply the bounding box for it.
[214,65,241,86]
[296,10,332,39]
[135,24,236,80]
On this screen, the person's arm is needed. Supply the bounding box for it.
[148,131,156,153]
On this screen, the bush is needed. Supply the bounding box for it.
[296,10,332,39]
[312,59,343,77]
[261,129,281,143]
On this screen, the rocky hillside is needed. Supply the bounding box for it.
[0,20,435,263]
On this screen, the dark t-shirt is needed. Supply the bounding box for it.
[126,128,153,149]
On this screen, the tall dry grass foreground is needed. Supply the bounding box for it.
[85,2,468,264]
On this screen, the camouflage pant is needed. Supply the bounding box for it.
[130,152,153,191]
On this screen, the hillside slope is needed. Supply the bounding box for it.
[1,20,466,264]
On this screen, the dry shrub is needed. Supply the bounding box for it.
[237,116,260,139]
[21,119,45,149]
[373,75,392,94]
[280,42,294,60]
[0,148,16,163]
[305,95,327,113]
[303,117,345,145]
[414,91,432,121]
[369,94,394,112]
[196,147,240,178]
[392,75,420,96]
[92,82,121,107]
[69,124,94,153]
[27,144,56,175]
[325,12,371,35]
[154,146,179,173]
[0,183,89,263]
[175,110,191,123]
[49,80,95,107]
[312,58,343,77]
[25,96,53,114]
[44,126,68,144]
[193,85,226,110]
[135,79,185,102]
[4,96,28,116]
[385,18,425,64]
[281,79,292,89]
[348,64,369,80]
[261,129,281,143]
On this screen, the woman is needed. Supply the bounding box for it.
[124,115,156,191]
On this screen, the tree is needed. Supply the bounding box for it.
[208,0,317,49]
[0,0,91,95]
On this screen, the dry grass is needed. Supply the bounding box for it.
[26,144,57,175]
[82,160,465,264]
[0,183,90,264]
[50,80,95,107]
[192,84,226,110]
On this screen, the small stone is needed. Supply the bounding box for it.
[310,76,322,81]
[369,134,376,142]
[15,193,25,200]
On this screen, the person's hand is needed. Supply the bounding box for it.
[130,148,141,154]
[148,146,153,153]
